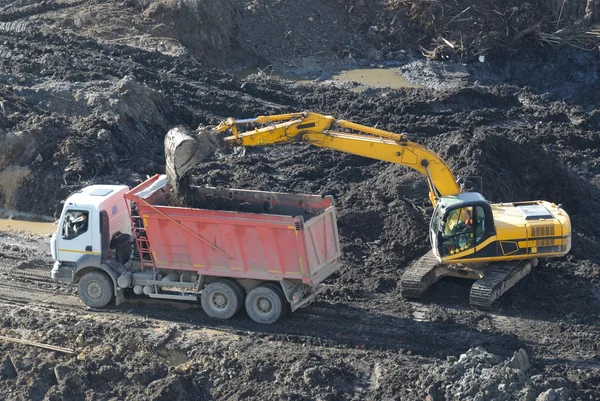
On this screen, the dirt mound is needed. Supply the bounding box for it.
[419,347,576,401]
[0,0,598,400]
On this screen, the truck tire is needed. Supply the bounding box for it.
[245,283,286,324]
[220,279,245,313]
[201,281,239,320]
[78,271,114,308]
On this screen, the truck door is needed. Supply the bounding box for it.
[56,208,96,263]
[100,210,110,261]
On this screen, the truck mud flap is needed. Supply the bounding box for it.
[290,284,326,312]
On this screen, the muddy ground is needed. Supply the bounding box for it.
[0,0,599,400]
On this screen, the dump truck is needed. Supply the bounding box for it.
[50,174,342,324]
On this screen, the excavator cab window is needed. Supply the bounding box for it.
[441,206,475,256]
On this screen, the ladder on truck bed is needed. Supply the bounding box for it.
[128,208,200,302]
[129,214,156,271]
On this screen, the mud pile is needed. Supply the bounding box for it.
[0,0,599,400]
[419,347,573,401]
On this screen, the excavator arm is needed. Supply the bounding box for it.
[210,112,461,206]
[165,111,460,205]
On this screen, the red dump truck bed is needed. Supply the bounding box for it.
[124,174,342,287]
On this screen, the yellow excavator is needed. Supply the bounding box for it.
[164,111,572,309]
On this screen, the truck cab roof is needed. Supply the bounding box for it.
[65,185,129,210]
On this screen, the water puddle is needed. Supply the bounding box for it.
[332,67,424,91]
[0,218,56,235]
[236,66,423,91]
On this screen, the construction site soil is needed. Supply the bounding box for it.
[0,0,599,400]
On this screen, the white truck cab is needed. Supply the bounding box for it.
[51,185,133,305]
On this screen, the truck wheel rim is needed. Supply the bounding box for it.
[255,296,272,314]
[210,292,228,309]
[87,282,103,299]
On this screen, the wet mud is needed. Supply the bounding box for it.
[0,0,599,400]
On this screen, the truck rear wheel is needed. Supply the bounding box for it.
[201,281,240,320]
[220,279,245,313]
[78,271,114,308]
[245,283,285,324]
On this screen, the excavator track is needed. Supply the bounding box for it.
[400,250,443,299]
[469,260,534,310]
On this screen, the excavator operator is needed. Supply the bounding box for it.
[464,209,473,228]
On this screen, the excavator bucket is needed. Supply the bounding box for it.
[164,125,221,190]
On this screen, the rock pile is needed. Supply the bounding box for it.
[421,347,573,401]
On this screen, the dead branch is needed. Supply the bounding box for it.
[0,335,75,354]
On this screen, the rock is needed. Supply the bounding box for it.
[98,365,123,382]
[1,354,18,379]
[53,364,71,383]
[519,388,538,401]
[507,349,529,372]
[553,388,572,401]
[35,153,43,162]
[536,389,556,401]
[97,129,112,141]
[426,384,436,396]
[145,374,204,401]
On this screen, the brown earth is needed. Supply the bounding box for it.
[0,1,599,400]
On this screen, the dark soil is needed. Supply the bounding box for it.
[0,1,599,400]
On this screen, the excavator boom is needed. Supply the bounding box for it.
[167,111,460,206]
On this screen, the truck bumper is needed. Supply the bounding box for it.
[51,261,74,283]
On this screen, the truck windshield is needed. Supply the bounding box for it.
[62,210,89,239]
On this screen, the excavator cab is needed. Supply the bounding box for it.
[430,192,495,260]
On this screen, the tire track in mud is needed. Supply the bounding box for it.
[0,268,504,358]
[0,265,54,282]
[0,261,594,366]
[0,0,85,22]
[0,258,598,394]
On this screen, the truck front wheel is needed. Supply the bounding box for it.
[78,271,114,308]
[245,283,285,324]
[201,281,240,320]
